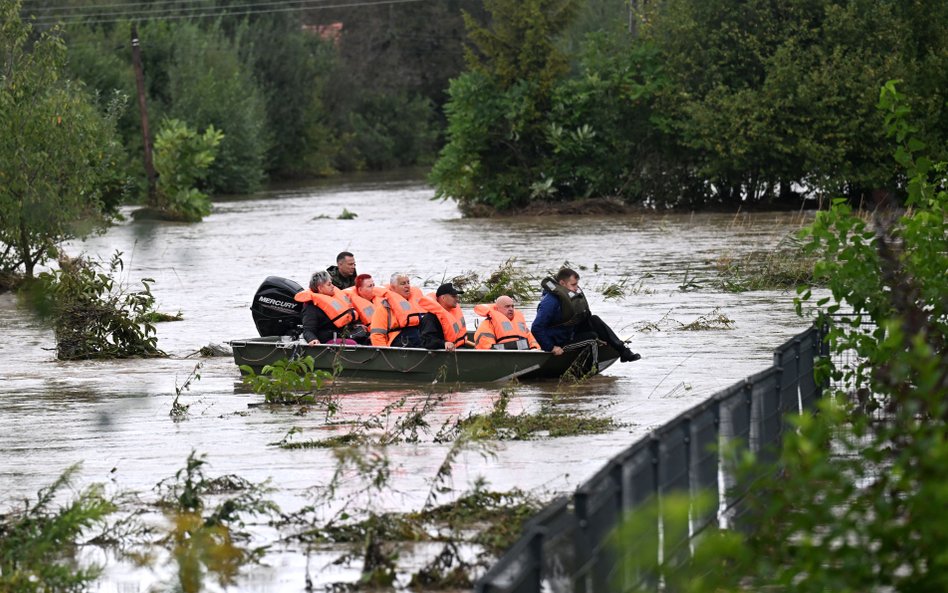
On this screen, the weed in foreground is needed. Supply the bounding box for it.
[170,362,203,421]
[147,452,278,593]
[0,465,117,592]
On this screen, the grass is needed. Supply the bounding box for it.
[142,310,183,322]
[713,233,820,292]
[451,389,619,440]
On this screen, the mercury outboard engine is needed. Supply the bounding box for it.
[250,276,304,337]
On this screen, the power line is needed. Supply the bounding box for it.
[22,0,214,12]
[24,0,429,26]
[28,0,339,22]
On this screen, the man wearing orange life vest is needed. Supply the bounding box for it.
[369,273,426,347]
[343,274,386,325]
[419,283,468,351]
[296,270,364,345]
[473,295,540,350]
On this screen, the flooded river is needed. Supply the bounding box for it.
[0,173,817,590]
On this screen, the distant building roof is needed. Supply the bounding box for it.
[302,22,343,46]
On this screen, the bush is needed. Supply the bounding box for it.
[151,118,224,221]
[26,251,166,360]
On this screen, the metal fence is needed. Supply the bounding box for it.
[475,325,827,593]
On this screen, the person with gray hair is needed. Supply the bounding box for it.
[369,273,426,347]
[295,269,365,344]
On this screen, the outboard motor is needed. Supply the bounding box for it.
[250,276,304,337]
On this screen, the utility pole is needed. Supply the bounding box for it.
[130,24,157,205]
[629,0,638,37]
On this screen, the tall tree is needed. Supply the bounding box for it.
[431,0,581,212]
[0,1,125,279]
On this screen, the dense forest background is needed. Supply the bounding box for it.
[10,0,948,213]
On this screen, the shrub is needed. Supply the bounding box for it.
[26,251,166,360]
[151,118,224,221]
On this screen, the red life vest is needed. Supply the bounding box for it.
[473,303,539,350]
[419,296,467,348]
[369,286,426,346]
[343,286,386,325]
[294,289,357,328]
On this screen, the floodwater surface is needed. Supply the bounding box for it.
[0,174,817,591]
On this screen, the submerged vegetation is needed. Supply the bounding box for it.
[452,258,539,304]
[240,355,335,405]
[713,233,820,292]
[636,308,736,332]
[451,388,619,440]
[23,251,166,360]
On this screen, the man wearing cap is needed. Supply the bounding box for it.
[419,283,468,351]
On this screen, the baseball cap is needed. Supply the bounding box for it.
[436,283,464,297]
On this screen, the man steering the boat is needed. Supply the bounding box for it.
[531,267,641,362]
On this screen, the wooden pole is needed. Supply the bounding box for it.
[130,24,157,205]
[629,0,638,37]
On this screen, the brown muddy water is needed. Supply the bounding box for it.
[0,173,818,591]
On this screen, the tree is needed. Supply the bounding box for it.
[0,1,125,280]
[150,118,224,222]
[638,0,908,206]
[430,0,581,212]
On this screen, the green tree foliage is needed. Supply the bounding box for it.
[342,92,439,170]
[0,2,126,279]
[151,118,224,221]
[639,0,909,205]
[431,0,582,212]
[238,14,340,178]
[433,0,948,212]
[155,21,267,195]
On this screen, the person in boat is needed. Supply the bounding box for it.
[473,295,540,350]
[531,267,641,362]
[419,283,468,351]
[296,270,366,345]
[343,274,386,326]
[369,273,426,347]
[327,251,357,290]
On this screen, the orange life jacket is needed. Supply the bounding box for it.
[473,303,540,350]
[294,289,357,328]
[369,286,426,346]
[419,296,468,348]
[343,286,386,325]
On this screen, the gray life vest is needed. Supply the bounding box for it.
[540,277,590,327]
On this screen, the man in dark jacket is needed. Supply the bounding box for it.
[327,251,357,289]
[532,268,641,362]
